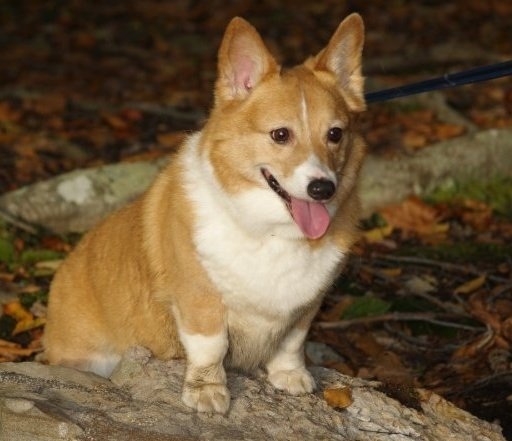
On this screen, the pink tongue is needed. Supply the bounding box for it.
[290,197,331,239]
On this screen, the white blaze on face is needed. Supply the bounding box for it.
[300,89,312,144]
[285,155,337,198]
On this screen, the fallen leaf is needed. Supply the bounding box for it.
[454,275,486,295]
[320,297,353,322]
[404,275,437,295]
[0,344,40,359]
[434,123,465,140]
[0,272,15,283]
[379,196,443,236]
[156,131,186,149]
[0,102,22,123]
[0,338,17,348]
[40,236,72,253]
[120,108,143,122]
[18,284,42,294]
[327,362,355,376]
[378,267,402,278]
[468,294,501,332]
[341,296,391,320]
[323,386,353,409]
[502,317,512,342]
[102,113,129,131]
[363,225,393,243]
[3,300,33,322]
[35,259,63,272]
[402,131,428,149]
[13,317,46,335]
[373,351,416,386]
[452,332,495,359]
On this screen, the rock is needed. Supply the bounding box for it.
[359,128,512,217]
[0,129,511,233]
[305,341,345,365]
[0,347,505,441]
[0,158,168,234]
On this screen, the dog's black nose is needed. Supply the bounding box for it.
[307,179,336,201]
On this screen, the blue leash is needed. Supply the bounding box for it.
[365,60,512,104]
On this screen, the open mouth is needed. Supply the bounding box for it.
[260,168,331,240]
[261,168,291,208]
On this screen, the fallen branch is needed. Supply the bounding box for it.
[315,312,484,331]
[372,254,509,284]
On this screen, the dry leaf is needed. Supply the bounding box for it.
[323,386,353,409]
[363,225,393,243]
[379,196,442,235]
[0,345,40,358]
[468,294,502,332]
[402,131,428,149]
[452,332,495,359]
[378,267,402,278]
[18,284,43,294]
[320,297,353,322]
[156,132,185,148]
[102,113,128,130]
[454,275,486,295]
[3,301,33,322]
[35,259,63,272]
[434,123,465,140]
[13,317,46,335]
[0,338,18,348]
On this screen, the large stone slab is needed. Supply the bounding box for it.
[0,347,505,441]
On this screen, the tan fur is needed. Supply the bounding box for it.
[44,14,367,413]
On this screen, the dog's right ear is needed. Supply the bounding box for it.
[215,17,279,103]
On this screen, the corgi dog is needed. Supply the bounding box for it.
[43,13,366,414]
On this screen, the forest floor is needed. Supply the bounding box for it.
[0,1,511,438]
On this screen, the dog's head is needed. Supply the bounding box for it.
[200,14,366,240]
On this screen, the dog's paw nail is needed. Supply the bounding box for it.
[268,368,316,395]
[182,383,230,414]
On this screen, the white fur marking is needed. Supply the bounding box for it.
[300,89,311,143]
[87,353,121,378]
[283,154,337,200]
[180,331,228,368]
[266,327,308,373]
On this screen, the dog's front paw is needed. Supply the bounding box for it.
[268,368,316,395]
[182,383,230,414]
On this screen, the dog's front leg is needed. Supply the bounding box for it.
[173,299,229,414]
[265,310,318,395]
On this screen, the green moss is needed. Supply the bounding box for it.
[19,249,63,265]
[342,295,391,319]
[426,175,512,218]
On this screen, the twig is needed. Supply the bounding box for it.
[372,254,509,284]
[406,290,469,316]
[0,207,39,235]
[382,323,480,352]
[315,312,484,331]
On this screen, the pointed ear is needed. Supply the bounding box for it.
[215,17,279,103]
[313,13,365,112]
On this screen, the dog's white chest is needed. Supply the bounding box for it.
[196,223,342,315]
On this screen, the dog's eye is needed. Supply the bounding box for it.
[270,128,290,144]
[327,127,343,143]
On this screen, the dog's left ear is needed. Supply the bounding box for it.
[313,13,366,112]
[215,17,279,103]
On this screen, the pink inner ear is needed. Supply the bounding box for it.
[233,55,255,91]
